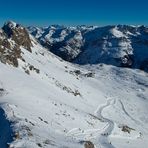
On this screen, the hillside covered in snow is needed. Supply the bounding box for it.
[0,21,148,148]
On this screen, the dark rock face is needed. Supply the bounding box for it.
[0,21,32,67]
[0,107,14,148]
[0,30,21,67]
[120,54,134,68]
[84,141,94,148]
[28,26,85,62]
[2,21,32,52]
[140,60,148,72]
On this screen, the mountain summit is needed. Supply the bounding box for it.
[0,21,32,67]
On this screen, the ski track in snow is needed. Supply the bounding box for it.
[66,98,116,148]
[119,100,140,124]
[95,98,116,148]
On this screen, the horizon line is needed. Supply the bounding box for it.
[0,20,148,28]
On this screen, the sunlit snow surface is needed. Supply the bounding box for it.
[0,41,148,148]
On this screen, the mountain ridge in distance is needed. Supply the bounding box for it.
[28,23,148,72]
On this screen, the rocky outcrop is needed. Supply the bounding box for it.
[2,21,32,52]
[0,21,32,67]
[84,141,94,148]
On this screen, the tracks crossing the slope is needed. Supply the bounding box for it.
[66,98,116,148]
[94,98,116,148]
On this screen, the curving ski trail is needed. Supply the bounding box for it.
[95,99,116,148]
[66,98,116,148]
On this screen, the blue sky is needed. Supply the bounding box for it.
[0,0,148,26]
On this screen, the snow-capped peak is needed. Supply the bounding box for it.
[4,21,17,29]
[110,26,125,38]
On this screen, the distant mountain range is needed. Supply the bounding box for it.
[0,21,147,71]
[28,24,148,72]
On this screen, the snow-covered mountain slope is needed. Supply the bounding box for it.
[0,21,148,148]
[28,25,148,72]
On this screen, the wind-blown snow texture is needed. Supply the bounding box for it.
[0,21,148,148]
